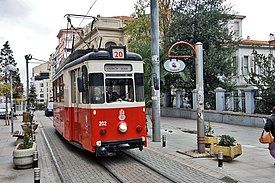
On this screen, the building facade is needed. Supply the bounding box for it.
[225,15,275,112]
[74,16,132,50]
[31,63,52,104]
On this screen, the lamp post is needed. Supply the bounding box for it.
[6,64,17,133]
[25,54,32,111]
[24,54,49,111]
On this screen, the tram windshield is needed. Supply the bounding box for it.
[88,73,144,104]
[105,78,134,103]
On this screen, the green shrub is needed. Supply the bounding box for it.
[218,135,236,147]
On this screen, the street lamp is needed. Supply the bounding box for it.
[25,54,32,111]
[5,64,17,133]
[24,54,48,111]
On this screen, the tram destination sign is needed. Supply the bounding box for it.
[104,64,132,72]
[164,59,186,73]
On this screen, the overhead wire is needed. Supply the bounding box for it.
[79,0,98,27]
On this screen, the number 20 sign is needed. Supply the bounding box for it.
[112,48,125,59]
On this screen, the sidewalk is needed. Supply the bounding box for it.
[146,116,275,183]
[0,114,59,183]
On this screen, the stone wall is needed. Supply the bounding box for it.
[150,107,268,128]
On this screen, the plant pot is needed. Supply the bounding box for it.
[15,137,24,146]
[13,142,37,169]
[210,144,242,161]
[204,136,217,148]
[22,112,31,122]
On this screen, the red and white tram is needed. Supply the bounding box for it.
[52,46,147,156]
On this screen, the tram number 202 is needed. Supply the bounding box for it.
[99,120,107,127]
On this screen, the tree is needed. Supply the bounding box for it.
[28,84,37,108]
[0,41,24,102]
[125,0,175,106]
[246,51,275,114]
[165,0,237,108]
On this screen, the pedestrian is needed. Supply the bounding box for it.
[264,106,275,165]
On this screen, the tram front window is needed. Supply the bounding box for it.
[105,78,134,103]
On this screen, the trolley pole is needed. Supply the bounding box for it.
[195,42,205,153]
[150,0,161,142]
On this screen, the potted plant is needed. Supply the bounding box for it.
[204,122,217,148]
[13,113,37,169]
[210,135,242,161]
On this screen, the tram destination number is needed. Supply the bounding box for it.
[112,48,124,59]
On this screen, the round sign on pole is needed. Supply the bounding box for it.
[164,59,186,73]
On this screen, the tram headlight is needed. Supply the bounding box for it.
[118,122,127,133]
[96,141,101,147]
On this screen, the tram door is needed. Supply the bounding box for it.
[71,70,80,142]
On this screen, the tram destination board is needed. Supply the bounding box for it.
[104,64,132,72]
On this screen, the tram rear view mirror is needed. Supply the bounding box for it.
[77,76,86,92]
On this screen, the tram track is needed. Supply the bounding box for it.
[122,151,178,183]
[42,116,176,183]
[45,118,124,183]
[39,115,120,182]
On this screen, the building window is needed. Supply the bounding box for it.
[40,83,44,87]
[105,41,116,48]
[242,56,249,75]
[234,21,240,37]
[40,94,44,98]
[232,56,238,75]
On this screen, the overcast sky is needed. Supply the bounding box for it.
[0,0,274,87]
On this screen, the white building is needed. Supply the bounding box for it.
[31,63,52,104]
[227,16,275,111]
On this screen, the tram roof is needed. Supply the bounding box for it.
[55,46,142,74]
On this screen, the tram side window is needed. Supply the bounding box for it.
[82,66,89,104]
[53,81,57,102]
[89,73,104,104]
[71,70,76,103]
[56,78,60,102]
[60,76,64,102]
[134,73,144,102]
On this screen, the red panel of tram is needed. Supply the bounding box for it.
[90,107,146,143]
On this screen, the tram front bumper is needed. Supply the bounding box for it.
[95,138,144,157]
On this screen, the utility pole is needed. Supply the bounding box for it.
[6,64,17,133]
[195,42,205,153]
[9,70,14,133]
[150,0,161,142]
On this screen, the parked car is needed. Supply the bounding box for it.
[45,102,53,117]
[0,103,11,118]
